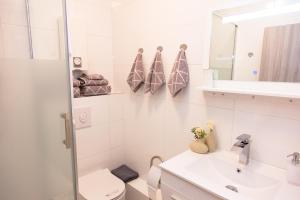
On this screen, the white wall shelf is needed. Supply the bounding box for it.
[199,80,300,99]
[74,91,124,99]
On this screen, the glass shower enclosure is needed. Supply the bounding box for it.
[0,0,78,199]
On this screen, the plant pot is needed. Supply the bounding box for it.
[189,139,208,154]
[206,131,217,152]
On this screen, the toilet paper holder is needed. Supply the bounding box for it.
[150,156,164,168]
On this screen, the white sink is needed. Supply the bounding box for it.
[210,155,279,188]
[185,152,281,200]
[160,151,300,200]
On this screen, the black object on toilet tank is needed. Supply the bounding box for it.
[111,165,139,183]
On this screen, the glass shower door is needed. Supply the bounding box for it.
[0,0,77,200]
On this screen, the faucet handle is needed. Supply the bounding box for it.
[236,134,251,143]
[287,152,300,164]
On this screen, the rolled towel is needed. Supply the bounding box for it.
[79,76,109,86]
[73,79,81,87]
[73,87,80,98]
[81,85,111,96]
[83,73,104,80]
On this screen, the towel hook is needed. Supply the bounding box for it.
[138,48,144,54]
[157,46,163,52]
[150,155,164,168]
[180,44,188,51]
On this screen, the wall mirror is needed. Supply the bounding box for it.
[209,0,300,83]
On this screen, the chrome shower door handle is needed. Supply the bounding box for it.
[61,113,72,149]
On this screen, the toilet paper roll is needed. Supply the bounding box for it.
[147,166,162,200]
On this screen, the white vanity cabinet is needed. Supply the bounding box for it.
[160,151,300,200]
[161,170,223,200]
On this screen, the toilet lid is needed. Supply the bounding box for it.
[79,168,125,200]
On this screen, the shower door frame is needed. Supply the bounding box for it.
[62,0,79,199]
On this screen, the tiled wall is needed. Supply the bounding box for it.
[68,0,113,83]
[0,0,64,59]
[73,95,125,176]
[0,0,29,58]
[112,0,300,176]
[72,0,300,178]
[70,0,123,176]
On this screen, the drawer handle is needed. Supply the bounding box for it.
[171,194,183,200]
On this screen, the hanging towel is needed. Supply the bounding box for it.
[145,47,165,94]
[168,45,189,97]
[127,48,145,92]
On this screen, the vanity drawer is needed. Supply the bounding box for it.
[161,183,191,200]
[161,171,223,200]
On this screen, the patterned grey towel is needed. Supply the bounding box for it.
[84,74,104,80]
[127,51,145,92]
[168,49,189,97]
[73,79,81,87]
[79,76,109,86]
[81,85,111,96]
[145,51,165,94]
[73,87,80,98]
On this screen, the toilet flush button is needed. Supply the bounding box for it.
[79,112,88,123]
[74,107,91,129]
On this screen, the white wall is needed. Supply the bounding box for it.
[0,0,64,60]
[0,0,30,59]
[69,0,123,177]
[68,0,113,83]
[112,0,300,177]
[71,0,300,179]
[73,95,125,176]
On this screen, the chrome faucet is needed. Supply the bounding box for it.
[231,134,251,165]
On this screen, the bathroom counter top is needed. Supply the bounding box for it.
[160,150,300,200]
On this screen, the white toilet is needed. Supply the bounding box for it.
[79,168,126,200]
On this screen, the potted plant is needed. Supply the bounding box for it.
[190,121,216,154]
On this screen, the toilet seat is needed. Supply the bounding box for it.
[79,168,125,200]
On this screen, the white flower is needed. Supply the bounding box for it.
[207,120,214,131]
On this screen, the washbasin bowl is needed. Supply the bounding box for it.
[210,155,279,188]
[184,151,284,200]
